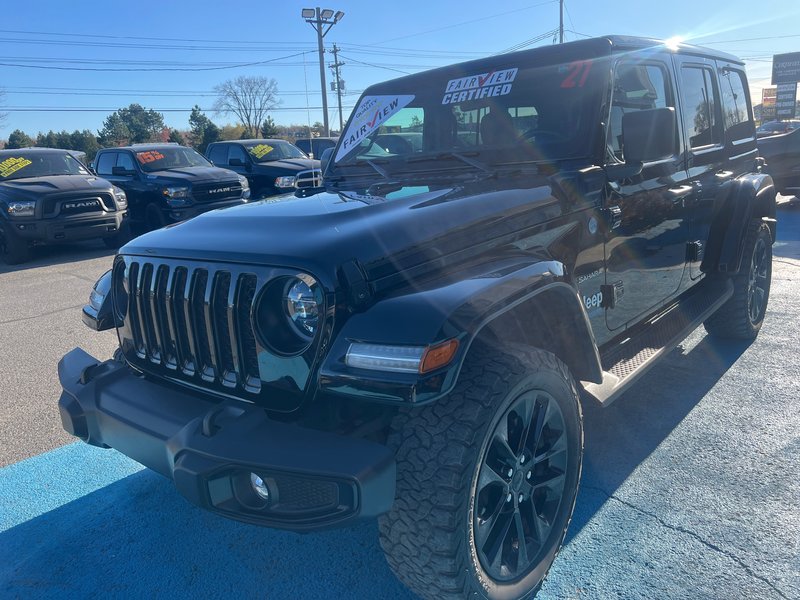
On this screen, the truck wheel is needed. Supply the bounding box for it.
[704,221,772,340]
[103,221,132,249]
[379,345,583,600]
[0,226,32,265]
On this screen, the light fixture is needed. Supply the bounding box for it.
[334,10,345,22]
[320,8,334,19]
[301,8,315,18]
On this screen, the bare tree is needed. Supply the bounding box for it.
[213,76,280,139]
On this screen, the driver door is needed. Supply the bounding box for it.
[603,55,691,332]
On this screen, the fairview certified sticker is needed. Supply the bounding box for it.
[335,95,415,162]
[442,68,518,105]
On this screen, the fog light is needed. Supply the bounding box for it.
[250,473,270,501]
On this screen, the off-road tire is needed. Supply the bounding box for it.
[704,221,772,340]
[378,344,583,600]
[0,226,32,265]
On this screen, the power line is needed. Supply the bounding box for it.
[337,55,413,76]
[369,1,558,45]
[2,106,356,113]
[497,29,560,54]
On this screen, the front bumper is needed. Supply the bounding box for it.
[9,211,126,243]
[57,348,396,531]
[163,198,248,223]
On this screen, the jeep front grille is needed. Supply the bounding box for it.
[295,169,322,189]
[116,257,322,408]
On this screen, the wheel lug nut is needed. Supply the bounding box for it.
[526,471,531,480]
[507,468,513,478]
[519,455,525,464]
[518,493,524,503]
[506,492,513,503]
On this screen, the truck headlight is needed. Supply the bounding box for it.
[254,274,323,356]
[162,186,190,206]
[274,176,297,189]
[6,200,36,218]
[112,186,127,209]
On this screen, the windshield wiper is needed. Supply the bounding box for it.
[405,151,492,174]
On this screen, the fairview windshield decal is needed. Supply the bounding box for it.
[335,95,415,162]
[441,68,518,105]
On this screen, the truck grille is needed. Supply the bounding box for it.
[115,257,324,408]
[295,169,322,189]
[192,181,243,202]
[42,192,115,217]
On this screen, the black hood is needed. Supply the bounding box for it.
[141,165,241,185]
[0,174,114,200]
[120,170,581,290]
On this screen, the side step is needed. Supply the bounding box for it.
[582,279,734,406]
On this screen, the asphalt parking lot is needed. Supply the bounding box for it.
[1,199,798,599]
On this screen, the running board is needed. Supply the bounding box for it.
[582,279,734,407]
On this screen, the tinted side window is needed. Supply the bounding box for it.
[228,144,248,164]
[116,152,136,171]
[719,68,753,142]
[207,145,227,165]
[680,66,722,149]
[95,152,116,175]
[607,63,675,161]
[295,140,310,154]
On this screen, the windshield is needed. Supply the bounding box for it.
[243,141,307,162]
[135,146,211,172]
[756,121,799,136]
[334,57,607,170]
[0,151,90,181]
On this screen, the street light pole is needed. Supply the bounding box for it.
[302,7,345,138]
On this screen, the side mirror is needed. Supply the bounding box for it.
[320,147,334,176]
[621,107,676,163]
[229,158,245,167]
[111,166,136,177]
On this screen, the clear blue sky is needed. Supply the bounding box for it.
[1,0,798,138]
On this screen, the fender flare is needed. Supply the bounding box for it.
[707,173,776,275]
[318,257,603,405]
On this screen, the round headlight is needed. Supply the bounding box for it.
[285,276,321,337]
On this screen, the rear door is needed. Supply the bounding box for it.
[673,54,738,282]
[603,54,691,332]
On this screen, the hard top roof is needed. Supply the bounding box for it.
[364,35,743,92]
[0,146,75,155]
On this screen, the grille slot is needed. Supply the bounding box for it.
[120,260,271,396]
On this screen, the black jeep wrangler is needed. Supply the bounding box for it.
[93,143,250,231]
[58,36,775,599]
[0,147,129,264]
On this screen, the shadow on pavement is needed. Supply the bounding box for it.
[568,334,751,543]
[0,240,116,275]
[0,467,415,599]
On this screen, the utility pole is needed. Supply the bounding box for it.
[329,44,346,133]
[301,7,345,137]
[559,0,564,43]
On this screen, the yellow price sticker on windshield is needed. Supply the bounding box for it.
[0,157,33,178]
[249,144,273,159]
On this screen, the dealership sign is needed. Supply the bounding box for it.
[762,87,777,120]
[775,83,798,119]
[772,52,800,85]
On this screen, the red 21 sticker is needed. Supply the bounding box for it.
[561,60,592,88]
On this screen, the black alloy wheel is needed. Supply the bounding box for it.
[473,390,569,582]
[747,234,769,326]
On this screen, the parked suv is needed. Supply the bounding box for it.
[58,36,775,599]
[205,139,321,199]
[758,124,800,196]
[0,147,129,264]
[94,143,250,231]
